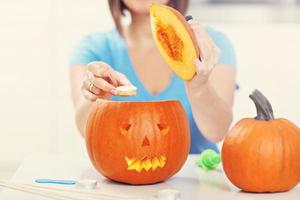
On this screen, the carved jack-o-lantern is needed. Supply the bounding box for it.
[86,100,190,185]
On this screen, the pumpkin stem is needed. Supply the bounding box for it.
[249,89,274,121]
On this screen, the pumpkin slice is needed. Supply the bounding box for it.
[116,86,137,96]
[150,4,200,81]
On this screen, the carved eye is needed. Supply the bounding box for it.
[120,124,131,136]
[157,123,169,136]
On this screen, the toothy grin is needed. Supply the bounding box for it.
[125,155,167,172]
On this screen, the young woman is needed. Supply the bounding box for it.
[69,0,236,153]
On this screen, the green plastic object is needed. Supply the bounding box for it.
[196,149,221,171]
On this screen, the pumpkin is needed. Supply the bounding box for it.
[150,4,199,81]
[222,90,300,193]
[86,100,190,185]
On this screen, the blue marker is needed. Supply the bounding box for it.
[35,179,76,185]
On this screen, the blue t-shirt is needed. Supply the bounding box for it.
[70,28,236,154]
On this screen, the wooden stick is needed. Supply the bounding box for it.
[0,181,84,200]
[21,182,138,199]
[0,180,145,200]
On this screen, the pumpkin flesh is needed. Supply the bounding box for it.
[150,4,199,80]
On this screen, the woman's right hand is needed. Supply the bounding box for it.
[82,61,133,101]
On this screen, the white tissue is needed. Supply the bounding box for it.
[157,189,181,200]
[76,179,97,190]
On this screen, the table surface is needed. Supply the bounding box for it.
[0,154,299,200]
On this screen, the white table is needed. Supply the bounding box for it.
[0,154,299,200]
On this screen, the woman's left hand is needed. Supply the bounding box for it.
[185,20,221,91]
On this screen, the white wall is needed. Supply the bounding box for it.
[220,23,300,124]
[0,1,299,173]
[0,0,114,166]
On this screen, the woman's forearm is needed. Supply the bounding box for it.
[182,20,236,143]
[186,81,233,143]
[75,100,95,137]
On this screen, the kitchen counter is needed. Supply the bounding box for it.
[0,154,299,200]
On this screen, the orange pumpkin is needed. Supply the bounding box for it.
[222,90,300,192]
[86,100,190,185]
[150,4,200,81]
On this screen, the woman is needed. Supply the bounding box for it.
[69,0,236,153]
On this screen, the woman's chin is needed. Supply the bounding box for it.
[123,0,169,14]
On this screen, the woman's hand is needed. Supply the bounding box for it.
[82,61,133,101]
[185,20,221,91]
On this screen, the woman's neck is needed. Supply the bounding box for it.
[126,12,153,45]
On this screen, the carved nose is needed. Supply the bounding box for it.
[141,136,150,147]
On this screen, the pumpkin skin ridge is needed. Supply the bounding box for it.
[271,120,290,192]
[86,104,117,182]
[167,101,190,177]
[86,103,102,172]
[150,4,200,81]
[148,102,190,182]
[159,101,190,181]
[270,121,286,191]
[258,121,284,192]
[86,102,113,180]
[86,100,190,185]
[276,118,300,183]
[222,119,257,190]
[256,121,279,192]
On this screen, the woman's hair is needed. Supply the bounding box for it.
[108,0,189,35]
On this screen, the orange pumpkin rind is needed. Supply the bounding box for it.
[86,100,190,185]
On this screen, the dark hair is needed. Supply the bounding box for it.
[108,0,189,35]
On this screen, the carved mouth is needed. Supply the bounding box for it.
[125,155,167,172]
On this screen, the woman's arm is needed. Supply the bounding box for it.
[70,64,95,137]
[69,62,132,137]
[185,21,236,143]
[186,64,236,142]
